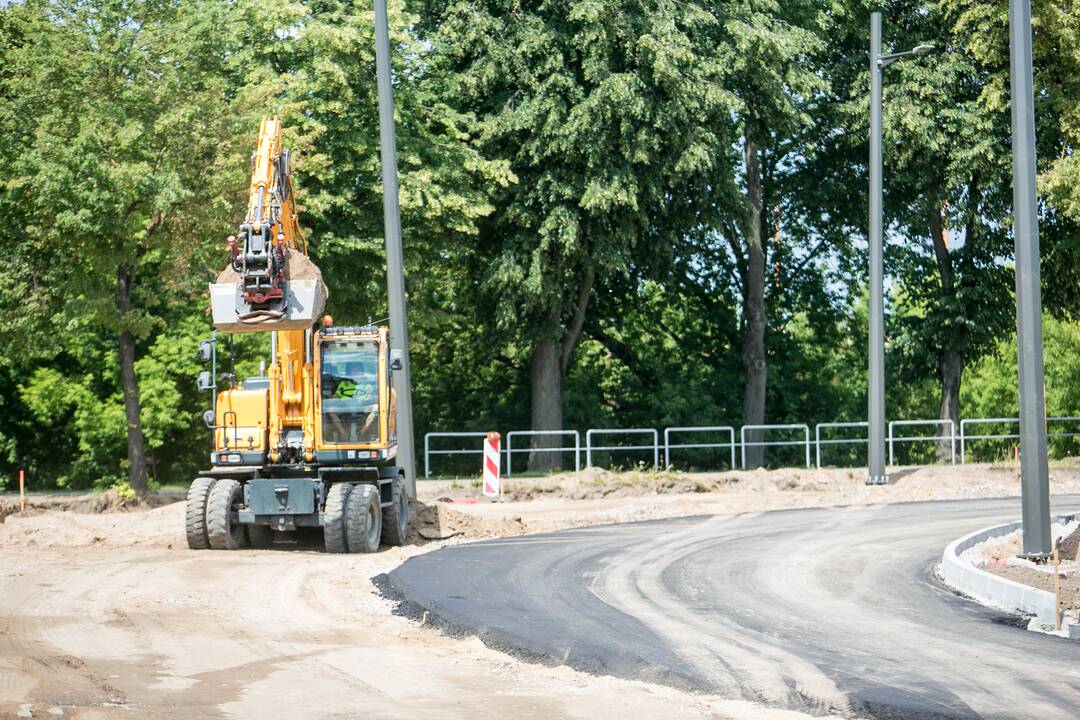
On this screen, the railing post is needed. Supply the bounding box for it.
[424,433,430,479]
[506,433,513,477]
[888,421,895,467]
[963,418,972,464]
[815,424,822,469]
[740,426,747,469]
[950,419,957,464]
[804,425,811,468]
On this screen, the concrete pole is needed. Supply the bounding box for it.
[1008,0,1051,557]
[374,0,417,498]
[867,12,888,486]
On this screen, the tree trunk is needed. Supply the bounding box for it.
[527,337,563,473]
[527,263,594,474]
[937,349,962,463]
[742,122,767,468]
[117,266,149,496]
[929,199,961,463]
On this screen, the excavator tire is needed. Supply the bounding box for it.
[185,477,216,550]
[246,524,273,549]
[344,483,381,554]
[207,479,246,550]
[380,476,410,547]
[323,482,351,553]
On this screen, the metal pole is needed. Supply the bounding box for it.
[867,12,888,486]
[374,0,416,498]
[1008,0,1051,557]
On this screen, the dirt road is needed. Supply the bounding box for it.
[1,463,1078,719]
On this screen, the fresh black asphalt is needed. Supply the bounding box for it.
[387,496,1080,720]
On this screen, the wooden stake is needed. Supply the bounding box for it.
[18,469,25,514]
[1053,540,1061,632]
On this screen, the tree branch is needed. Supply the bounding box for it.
[560,261,595,375]
[586,321,639,369]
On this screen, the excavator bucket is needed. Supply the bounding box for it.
[210,248,327,333]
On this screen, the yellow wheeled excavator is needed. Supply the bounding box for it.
[186,117,410,553]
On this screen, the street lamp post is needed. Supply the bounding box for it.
[1007,0,1051,558]
[867,12,934,486]
[373,0,417,498]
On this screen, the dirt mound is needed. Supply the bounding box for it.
[216,246,326,285]
[410,501,525,541]
[0,501,185,548]
[1060,526,1080,561]
[468,467,834,503]
[0,490,178,525]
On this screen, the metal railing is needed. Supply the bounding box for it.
[663,426,736,469]
[960,416,1080,463]
[505,430,581,476]
[585,428,659,470]
[424,431,495,479]
[422,415,1080,478]
[740,424,811,469]
[814,421,869,468]
[888,419,955,465]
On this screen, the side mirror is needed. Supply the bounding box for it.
[197,371,214,392]
[202,409,216,428]
[198,339,213,363]
[390,349,404,371]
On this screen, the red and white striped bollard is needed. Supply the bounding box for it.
[483,432,501,498]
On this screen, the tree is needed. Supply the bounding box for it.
[655,0,827,468]
[418,0,733,471]
[881,0,1079,459]
[0,0,265,494]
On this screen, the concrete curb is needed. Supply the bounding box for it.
[940,515,1076,629]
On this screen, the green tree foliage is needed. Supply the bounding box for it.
[962,316,1080,460]
[0,0,267,493]
[418,0,735,470]
[0,0,501,490]
[2,0,1078,488]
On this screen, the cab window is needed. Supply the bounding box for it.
[320,340,379,444]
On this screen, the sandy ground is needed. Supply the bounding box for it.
[0,462,1077,720]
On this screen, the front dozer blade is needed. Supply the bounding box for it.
[209,249,328,333]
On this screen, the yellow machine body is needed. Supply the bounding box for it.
[191,118,410,555]
[213,324,397,466]
[208,118,397,468]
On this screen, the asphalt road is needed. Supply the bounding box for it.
[388,497,1080,720]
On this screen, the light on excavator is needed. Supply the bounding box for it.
[322,315,334,328]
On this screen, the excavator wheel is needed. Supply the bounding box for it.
[207,479,246,550]
[185,477,216,550]
[380,476,410,547]
[344,483,382,554]
[246,524,273,549]
[323,483,351,553]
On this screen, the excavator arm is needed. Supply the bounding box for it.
[231,117,303,311]
[210,117,326,333]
